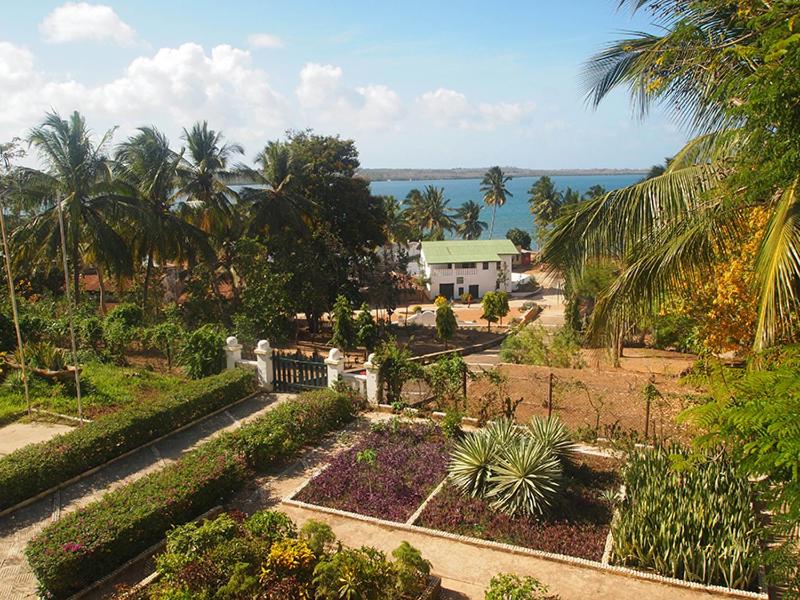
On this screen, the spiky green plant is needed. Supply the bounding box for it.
[486,439,562,517]
[612,445,760,590]
[484,417,520,449]
[448,431,498,498]
[527,416,576,465]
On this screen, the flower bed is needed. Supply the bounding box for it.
[416,453,618,561]
[0,368,254,511]
[295,421,449,522]
[25,388,356,599]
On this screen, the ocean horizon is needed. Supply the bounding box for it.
[369,174,642,242]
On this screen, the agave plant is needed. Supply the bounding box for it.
[448,431,498,498]
[527,416,576,465]
[19,342,69,371]
[486,439,562,517]
[483,417,520,449]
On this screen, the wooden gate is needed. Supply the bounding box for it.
[272,350,327,392]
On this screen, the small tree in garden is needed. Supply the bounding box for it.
[355,303,379,353]
[102,303,142,360]
[179,324,225,379]
[329,294,356,351]
[481,291,501,332]
[426,354,468,411]
[435,302,457,348]
[484,573,553,600]
[144,319,185,369]
[496,262,510,290]
[496,291,510,325]
[373,338,423,404]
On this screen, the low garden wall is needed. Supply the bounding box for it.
[24,388,357,599]
[0,369,255,512]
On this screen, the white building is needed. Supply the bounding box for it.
[419,239,519,300]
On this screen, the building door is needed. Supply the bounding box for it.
[457,287,464,298]
[469,284,480,299]
[438,283,454,300]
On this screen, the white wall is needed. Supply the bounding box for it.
[420,250,514,300]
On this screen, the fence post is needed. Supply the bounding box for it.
[254,339,273,390]
[224,336,242,371]
[364,353,381,405]
[325,348,345,388]
[547,371,554,418]
[644,395,651,440]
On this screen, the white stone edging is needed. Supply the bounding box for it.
[405,477,447,525]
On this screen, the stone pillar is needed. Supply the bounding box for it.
[224,336,242,371]
[325,348,344,388]
[254,339,273,390]
[364,353,381,405]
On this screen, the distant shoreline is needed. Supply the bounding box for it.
[357,167,648,182]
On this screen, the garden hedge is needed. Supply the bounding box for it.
[25,388,356,599]
[0,368,255,511]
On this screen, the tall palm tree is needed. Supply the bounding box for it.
[239,140,310,237]
[13,111,132,302]
[380,195,413,243]
[115,127,211,311]
[405,186,455,240]
[480,166,512,239]
[541,0,800,350]
[454,200,487,240]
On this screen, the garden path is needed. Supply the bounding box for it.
[0,391,290,600]
[0,421,73,457]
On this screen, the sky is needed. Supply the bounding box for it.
[0,1,688,169]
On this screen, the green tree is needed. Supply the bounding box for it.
[506,228,531,250]
[454,200,487,240]
[329,294,357,351]
[495,291,510,325]
[355,303,380,353]
[481,291,501,332]
[373,338,423,404]
[435,301,457,348]
[527,176,561,247]
[481,166,512,239]
[405,185,455,240]
[542,1,800,350]
[13,111,133,302]
[114,127,211,312]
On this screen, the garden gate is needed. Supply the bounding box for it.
[272,350,327,392]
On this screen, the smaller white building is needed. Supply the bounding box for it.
[419,239,519,300]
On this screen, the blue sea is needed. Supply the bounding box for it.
[369,174,642,242]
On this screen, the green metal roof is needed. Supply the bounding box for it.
[421,239,519,263]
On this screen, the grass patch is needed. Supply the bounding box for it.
[0,361,183,421]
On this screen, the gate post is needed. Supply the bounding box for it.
[224,336,242,371]
[364,353,381,405]
[254,339,274,390]
[325,348,344,388]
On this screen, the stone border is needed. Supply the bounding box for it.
[0,390,267,519]
[283,442,766,600]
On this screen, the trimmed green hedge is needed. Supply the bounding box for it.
[25,388,356,599]
[0,369,254,511]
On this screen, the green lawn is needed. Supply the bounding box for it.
[0,362,184,425]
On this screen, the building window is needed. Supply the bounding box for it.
[482,262,489,270]
[496,261,501,268]
[457,262,476,269]
[456,277,464,284]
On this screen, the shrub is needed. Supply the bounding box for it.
[179,324,225,379]
[26,388,356,598]
[244,510,297,542]
[500,325,584,368]
[313,546,395,600]
[486,439,562,517]
[440,408,464,440]
[527,416,576,465]
[484,573,553,600]
[143,320,185,369]
[611,445,759,589]
[300,520,336,556]
[0,369,254,511]
[372,338,423,404]
[425,354,467,411]
[329,294,357,351]
[22,341,68,371]
[102,303,142,357]
[435,302,457,347]
[355,303,380,353]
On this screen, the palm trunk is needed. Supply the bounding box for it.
[72,240,81,303]
[97,265,107,315]
[143,251,153,313]
[489,205,497,239]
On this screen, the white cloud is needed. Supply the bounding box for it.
[247,33,284,49]
[418,87,535,130]
[40,3,137,46]
[296,63,402,130]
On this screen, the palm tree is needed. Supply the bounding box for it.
[541,0,800,350]
[239,140,311,237]
[13,111,132,302]
[405,186,455,240]
[454,200,487,240]
[114,127,211,311]
[480,166,512,239]
[380,195,414,243]
[528,176,562,246]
